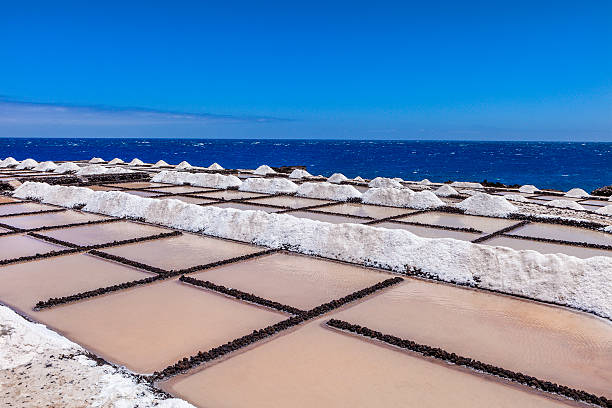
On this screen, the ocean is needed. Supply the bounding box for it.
[1,138,610,192]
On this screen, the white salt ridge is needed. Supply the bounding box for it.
[207,162,224,170]
[53,162,81,174]
[456,193,517,217]
[434,184,458,197]
[565,188,589,198]
[505,194,528,202]
[239,177,298,194]
[254,165,276,175]
[13,181,612,319]
[451,181,484,189]
[128,158,145,166]
[0,157,19,168]
[108,158,124,164]
[546,200,585,211]
[153,160,170,167]
[289,169,312,179]
[296,182,362,201]
[595,205,612,215]
[76,165,134,176]
[362,187,443,209]
[175,160,192,170]
[89,157,105,164]
[151,170,241,189]
[15,158,38,170]
[327,173,348,184]
[368,177,404,189]
[519,185,539,194]
[33,161,58,172]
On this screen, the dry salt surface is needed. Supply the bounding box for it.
[0,305,194,407]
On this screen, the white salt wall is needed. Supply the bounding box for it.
[254,165,276,175]
[0,157,19,168]
[519,185,539,193]
[456,193,517,217]
[12,181,612,319]
[362,187,443,209]
[546,200,585,211]
[289,169,312,179]
[368,177,404,189]
[327,173,348,184]
[239,177,298,194]
[53,162,81,174]
[15,158,38,170]
[434,184,458,197]
[451,181,484,189]
[296,182,362,201]
[151,170,242,189]
[33,161,58,172]
[565,188,589,198]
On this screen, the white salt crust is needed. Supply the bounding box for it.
[175,161,192,170]
[14,181,612,319]
[296,182,362,201]
[451,181,484,189]
[519,185,539,194]
[15,159,38,170]
[76,165,134,176]
[368,177,404,189]
[153,160,170,167]
[456,193,518,217]
[53,162,81,174]
[0,157,19,168]
[89,157,105,164]
[128,158,145,166]
[108,158,124,165]
[289,169,313,179]
[434,184,458,197]
[565,188,589,198]
[546,200,585,211]
[362,187,443,209]
[207,162,224,170]
[0,305,194,407]
[254,165,276,175]
[151,170,241,189]
[33,161,58,172]
[239,177,298,194]
[327,173,348,184]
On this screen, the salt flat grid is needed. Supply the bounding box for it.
[0,167,611,407]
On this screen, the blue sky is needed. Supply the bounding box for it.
[1,1,611,140]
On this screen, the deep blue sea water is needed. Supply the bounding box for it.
[1,138,610,192]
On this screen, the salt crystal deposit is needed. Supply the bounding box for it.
[151,170,242,189]
[595,205,612,215]
[368,177,404,189]
[53,162,81,174]
[546,200,585,211]
[456,193,517,217]
[289,169,313,179]
[254,165,276,175]
[153,160,170,167]
[15,158,38,170]
[519,185,539,194]
[505,194,528,202]
[460,189,480,196]
[420,178,433,185]
[89,157,105,164]
[239,177,298,194]
[128,158,145,166]
[76,165,134,176]
[565,188,589,198]
[451,181,484,189]
[434,184,458,197]
[353,176,365,182]
[108,158,124,164]
[0,157,19,168]
[362,187,443,209]
[207,162,224,170]
[12,181,612,319]
[175,160,192,170]
[327,173,348,184]
[33,161,58,172]
[296,182,362,201]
